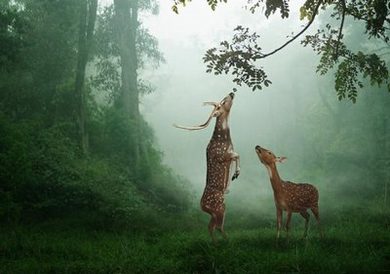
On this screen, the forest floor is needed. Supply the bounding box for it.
[1,211,389,274]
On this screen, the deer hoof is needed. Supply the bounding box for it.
[231,171,240,181]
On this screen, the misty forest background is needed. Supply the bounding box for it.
[1,0,389,273]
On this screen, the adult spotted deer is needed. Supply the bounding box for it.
[255,145,323,239]
[174,92,240,241]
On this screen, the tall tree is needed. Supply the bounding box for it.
[93,0,163,172]
[113,0,141,165]
[75,0,98,154]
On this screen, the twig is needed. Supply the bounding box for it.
[259,0,323,59]
[334,0,346,60]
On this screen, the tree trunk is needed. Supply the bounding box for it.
[114,0,141,168]
[383,103,389,209]
[74,0,98,155]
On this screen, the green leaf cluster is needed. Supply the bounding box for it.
[177,0,390,102]
[302,23,389,103]
[203,26,271,91]
[172,0,228,13]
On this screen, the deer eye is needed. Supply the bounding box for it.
[268,152,271,155]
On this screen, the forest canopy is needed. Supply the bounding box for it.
[172,0,390,102]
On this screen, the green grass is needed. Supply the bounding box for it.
[1,213,389,274]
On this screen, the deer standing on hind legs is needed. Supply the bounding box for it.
[174,93,240,242]
[255,146,323,239]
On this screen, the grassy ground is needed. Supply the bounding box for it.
[1,212,389,274]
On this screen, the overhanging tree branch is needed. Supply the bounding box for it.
[200,0,389,101]
[259,0,323,59]
[334,0,346,60]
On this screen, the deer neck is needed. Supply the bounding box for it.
[212,115,230,141]
[266,163,283,193]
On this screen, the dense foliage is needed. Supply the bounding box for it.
[0,0,191,229]
[173,0,390,102]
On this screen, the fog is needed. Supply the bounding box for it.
[1,1,388,271]
[92,0,389,219]
[137,1,329,215]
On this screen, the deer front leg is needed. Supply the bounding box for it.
[285,211,292,240]
[229,151,240,180]
[276,207,283,239]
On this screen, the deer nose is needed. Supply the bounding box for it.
[255,145,261,150]
[229,92,235,99]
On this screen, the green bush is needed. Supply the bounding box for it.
[0,112,191,230]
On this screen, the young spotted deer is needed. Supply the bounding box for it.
[174,93,240,241]
[255,146,323,239]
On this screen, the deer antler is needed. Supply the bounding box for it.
[203,101,218,107]
[173,106,216,131]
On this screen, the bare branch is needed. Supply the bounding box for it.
[259,0,323,59]
[334,0,346,60]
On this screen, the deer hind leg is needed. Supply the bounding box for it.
[215,208,227,239]
[310,206,323,238]
[201,202,218,242]
[299,210,310,238]
[208,212,218,242]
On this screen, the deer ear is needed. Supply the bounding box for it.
[276,156,287,163]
